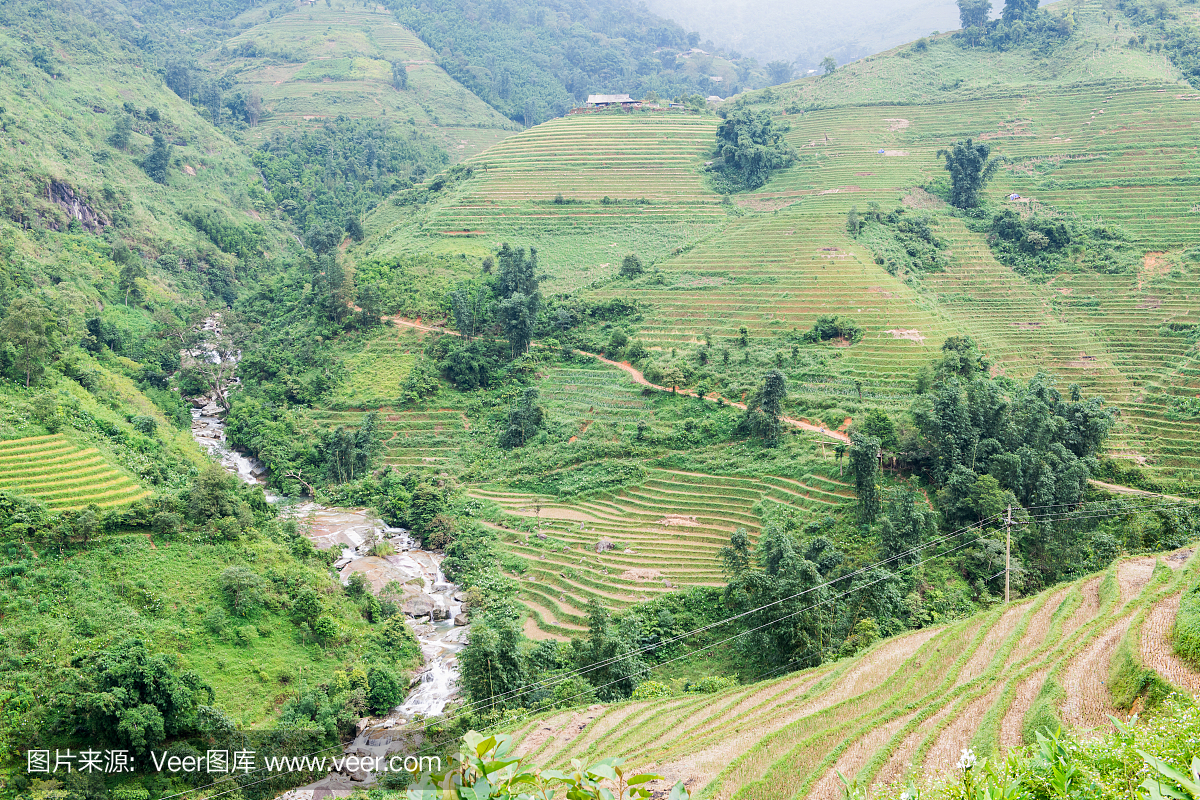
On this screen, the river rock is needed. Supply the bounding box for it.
[402,594,436,617]
[594,539,615,553]
[453,613,469,626]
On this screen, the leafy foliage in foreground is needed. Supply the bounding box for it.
[401,730,689,799]
[870,701,1200,800]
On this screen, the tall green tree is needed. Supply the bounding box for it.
[143,133,171,184]
[1,298,55,387]
[499,387,545,449]
[714,110,797,190]
[741,370,787,446]
[937,139,1000,208]
[109,113,133,151]
[450,279,491,341]
[73,639,213,754]
[957,0,993,30]
[765,60,793,85]
[571,600,647,701]
[118,259,147,306]
[459,614,527,713]
[849,433,883,525]
[494,244,541,356]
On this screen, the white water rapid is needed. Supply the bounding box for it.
[185,316,467,797]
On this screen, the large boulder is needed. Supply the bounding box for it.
[402,594,436,618]
[453,613,469,626]
[594,539,615,553]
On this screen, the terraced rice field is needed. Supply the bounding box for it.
[0,435,149,510]
[567,84,1200,478]
[470,468,853,637]
[508,550,1199,798]
[212,6,517,159]
[307,407,470,469]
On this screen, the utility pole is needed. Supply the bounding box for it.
[1005,504,1012,604]
[1003,504,1029,604]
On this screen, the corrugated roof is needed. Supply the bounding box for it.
[586,94,635,104]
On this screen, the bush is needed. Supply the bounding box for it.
[802,314,863,344]
[220,566,267,618]
[367,666,406,714]
[312,615,339,645]
[631,680,673,700]
[685,674,738,693]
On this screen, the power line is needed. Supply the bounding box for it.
[159,492,1197,798]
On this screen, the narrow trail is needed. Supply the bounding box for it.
[1087,478,1194,503]
[389,316,850,445]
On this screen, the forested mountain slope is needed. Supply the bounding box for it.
[206,3,520,160]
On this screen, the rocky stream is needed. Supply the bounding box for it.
[187,316,466,796]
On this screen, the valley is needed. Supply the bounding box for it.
[1,0,1199,797]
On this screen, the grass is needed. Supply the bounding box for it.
[0,531,409,729]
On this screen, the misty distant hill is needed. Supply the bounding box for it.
[643,0,961,71]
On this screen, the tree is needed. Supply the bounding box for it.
[618,253,644,278]
[573,600,647,701]
[765,60,793,85]
[937,138,1000,209]
[109,114,133,151]
[742,370,787,446]
[846,205,861,236]
[246,93,262,127]
[73,639,213,754]
[1002,0,1039,23]
[391,61,408,90]
[200,80,222,124]
[450,279,491,340]
[118,259,147,307]
[459,614,527,712]
[498,292,537,357]
[499,387,545,449]
[494,244,542,356]
[1,298,55,387]
[958,0,993,30]
[860,408,898,451]
[142,133,171,184]
[880,490,936,569]
[849,433,882,524]
[821,56,838,75]
[714,110,798,190]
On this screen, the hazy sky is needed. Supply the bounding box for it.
[643,0,961,70]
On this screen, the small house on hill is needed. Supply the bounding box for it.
[585,94,641,109]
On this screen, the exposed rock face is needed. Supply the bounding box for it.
[49,180,108,232]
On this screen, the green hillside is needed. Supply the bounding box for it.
[207,4,520,160]
[359,0,1200,486]
[507,550,1198,799]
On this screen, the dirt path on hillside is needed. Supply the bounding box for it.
[389,316,851,445]
[579,350,852,444]
[1087,479,1193,503]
